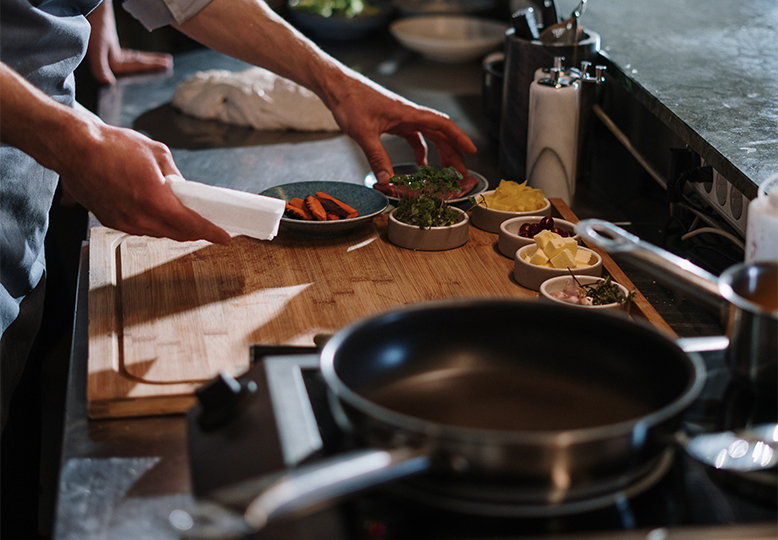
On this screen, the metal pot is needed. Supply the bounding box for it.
[576,219,778,399]
[196,299,705,534]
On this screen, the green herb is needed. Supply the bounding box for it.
[390,166,464,229]
[569,273,636,306]
[288,0,377,18]
[468,194,486,207]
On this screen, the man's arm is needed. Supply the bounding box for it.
[174,0,477,185]
[0,62,230,244]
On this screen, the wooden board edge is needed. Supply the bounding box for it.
[88,394,196,419]
[549,198,677,338]
[87,228,130,418]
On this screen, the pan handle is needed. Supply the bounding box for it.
[244,446,430,531]
[575,220,724,311]
[171,447,430,539]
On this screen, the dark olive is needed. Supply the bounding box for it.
[527,223,543,237]
[539,216,555,230]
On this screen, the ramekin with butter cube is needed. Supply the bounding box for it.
[513,232,602,291]
[526,229,592,269]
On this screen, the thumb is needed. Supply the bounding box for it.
[90,53,116,85]
[362,142,394,186]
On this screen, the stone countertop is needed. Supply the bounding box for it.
[554,0,778,198]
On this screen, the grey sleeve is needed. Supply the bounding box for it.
[121,0,214,30]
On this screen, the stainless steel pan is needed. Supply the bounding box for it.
[576,219,778,399]
[193,299,705,535]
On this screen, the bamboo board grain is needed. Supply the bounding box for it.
[87,199,671,419]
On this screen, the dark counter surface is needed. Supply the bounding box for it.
[554,0,778,198]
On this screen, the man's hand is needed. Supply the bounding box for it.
[322,73,477,186]
[86,1,173,85]
[0,62,230,245]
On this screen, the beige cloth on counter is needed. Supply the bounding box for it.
[172,67,341,132]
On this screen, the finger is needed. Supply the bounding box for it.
[404,131,428,167]
[90,53,116,85]
[118,188,233,246]
[406,110,477,156]
[111,50,173,77]
[356,134,395,186]
[167,207,233,246]
[372,182,398,197]
[424,131,469,175]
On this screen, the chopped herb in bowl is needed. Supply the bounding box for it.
[559,274,636,306]
[390,166,464,229]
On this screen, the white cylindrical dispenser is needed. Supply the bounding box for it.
[533,56,580,82]
[745,172,778,262]
[526,68,580,205]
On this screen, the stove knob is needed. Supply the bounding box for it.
[196,371,258,431]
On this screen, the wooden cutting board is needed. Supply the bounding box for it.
[87,199,671,419]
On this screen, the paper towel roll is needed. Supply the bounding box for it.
[526,78,580,204]
[746,173,778,262]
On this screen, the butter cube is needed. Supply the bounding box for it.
[534,229,556,251]
[544,235,578,259]
[549,248,577,269]
[529,248,550,266]
[575,249,591,267]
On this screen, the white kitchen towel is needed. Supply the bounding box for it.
[166,175,285,241]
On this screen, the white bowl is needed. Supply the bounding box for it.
[498,216,579,258]
[389,15,509,63]
[387,207,469,251]
[470,191,551,233]
[514,244,602,291]
[539,275,632,312]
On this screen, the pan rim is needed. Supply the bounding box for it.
[320,298,707,445]
[719,261,778,317]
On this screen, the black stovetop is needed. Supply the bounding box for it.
[186,345,777,540]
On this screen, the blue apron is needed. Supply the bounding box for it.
[0,0,102,428]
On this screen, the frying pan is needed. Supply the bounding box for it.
[576,219,778,399]
[197,299,705,534]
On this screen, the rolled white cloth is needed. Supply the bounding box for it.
[166,175,286,241]
[172,67,341,132]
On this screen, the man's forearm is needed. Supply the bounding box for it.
[173,0,355,109]
[0,62,93,175]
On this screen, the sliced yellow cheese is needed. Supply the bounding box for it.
[529,247,550,266]
[533,229,556,252]
[544,235,578,259]
[549,248,577,269]
[575,249,591,267]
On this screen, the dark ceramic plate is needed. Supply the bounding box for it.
[261,181,389,237]
[287,2,394,41]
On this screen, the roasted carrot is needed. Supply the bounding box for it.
[290,199,313,219]
[284,203,311,220]
[315,192,358,219]
[326,213,340,221]
[317,198,350,219]
[289,197,306,209]
[305,195,327,221]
